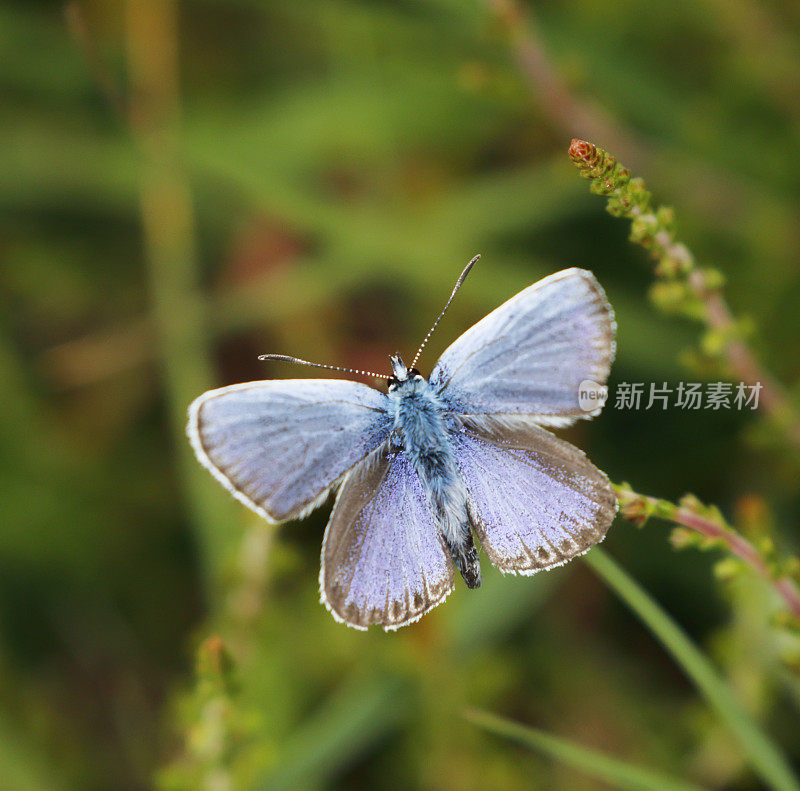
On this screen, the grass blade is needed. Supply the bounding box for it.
[250,675,407,791]
[585,548,800,791]
[465,708,707,791]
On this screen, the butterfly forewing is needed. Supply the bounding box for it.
[321,444,455,630]
[188,380,392,522]
[453,418,617,574]
[431,268,615,427]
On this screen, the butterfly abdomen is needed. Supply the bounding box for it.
[388,376,482,589]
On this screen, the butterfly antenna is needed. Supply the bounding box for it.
[410,254,480,370]
[258,354,391,380]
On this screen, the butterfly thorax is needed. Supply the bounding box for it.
[387,366,481,588]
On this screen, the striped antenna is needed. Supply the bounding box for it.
[410,254,480,370]
[258,354,391,381]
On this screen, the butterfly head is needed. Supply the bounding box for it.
[388,354,424,391]
[389,354,408,381]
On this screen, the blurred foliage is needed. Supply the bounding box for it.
[2,0,800,789]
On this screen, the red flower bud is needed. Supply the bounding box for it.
[568,139,601,169]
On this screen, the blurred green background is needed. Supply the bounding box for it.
[2,0,800,789]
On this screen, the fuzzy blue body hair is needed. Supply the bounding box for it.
[387,368,481,588]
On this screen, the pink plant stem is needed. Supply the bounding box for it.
[675,506,771,576]
[486,0,646,169]
[774,578,800,623]
[688,271,800,448]
[615,178,800,451]
[634,492,800,621]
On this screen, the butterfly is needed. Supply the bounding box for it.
[187,256,617,631]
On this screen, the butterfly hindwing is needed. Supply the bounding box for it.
[431,268,615,427]
[452,418,617,574]
[321,444,455,630]
[188,380,392,522]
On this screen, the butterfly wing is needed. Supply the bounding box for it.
[452,418,616,574]
[430,268,615,427]
[321,445,455,630]
[187,379,392,523]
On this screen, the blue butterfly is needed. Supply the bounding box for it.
[187,257,617,630]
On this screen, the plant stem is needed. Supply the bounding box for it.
[615,485,800,623]
[124,0,237,601]
[688,271,800,446]
[486,0,646,169]
[568,138,800,451]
